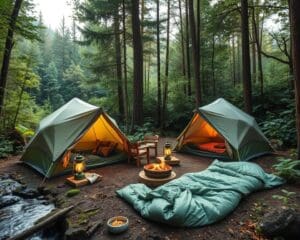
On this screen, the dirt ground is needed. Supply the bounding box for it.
[1,137,300,240]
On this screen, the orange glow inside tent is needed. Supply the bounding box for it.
[72,114,128,152]
[182,114,224,145]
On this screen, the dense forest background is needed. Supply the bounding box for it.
[0,0,298,156]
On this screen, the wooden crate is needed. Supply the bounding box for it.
[66,173,102,187]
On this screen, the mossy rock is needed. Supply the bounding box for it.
[66,189,80,197]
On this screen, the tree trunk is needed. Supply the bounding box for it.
[0,0,23,116]
[122,0,129,131]
[289,0,300,158]
[141,0,145,94]
[252,41,256,83]
[60,17,66,82]
[232,34,237,87]
[240,0,252,114]
[252,2,264,97]
[211,34,216,96]
[141,0,145,34]
[131,0,143,127]
[251,2,257,84]
[196,0,200,52]
[147,52,151,92]
[156,0,161,127]
[237,33,241,84]
[162,0,170,129]
[13,59,31,127]
[179,0,186,78]
[144,63,147,94]
[188,0,201,108]
[114,10,124,120]
[185,0,191,96]
[288,0,294,90]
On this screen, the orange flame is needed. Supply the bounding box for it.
[148,159,168,171]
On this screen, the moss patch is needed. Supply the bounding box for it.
[66,189,80,197]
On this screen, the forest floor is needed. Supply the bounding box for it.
[1,137,300,240]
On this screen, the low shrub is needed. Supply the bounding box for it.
[273,157,300,183]
[0,136,13,159]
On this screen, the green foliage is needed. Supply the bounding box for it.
[66,188,80,197]
[260,112,295,146]
[251,201,267,222]
[61,63,85,102]
[272,189,296,206]
[273,157,300,183]
[127,120,156,143]
[165,80,194,132]
[0,136,13,159]
[253,84,295,147]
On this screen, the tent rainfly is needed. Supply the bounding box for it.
[21,98,130,178]
[175,98,273,161]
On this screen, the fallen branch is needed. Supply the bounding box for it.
[8,205,74,240]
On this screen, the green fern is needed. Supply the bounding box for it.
[272,189,296,206]
[273,157,300,182]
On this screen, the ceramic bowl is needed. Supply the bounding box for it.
[107,216,129,234]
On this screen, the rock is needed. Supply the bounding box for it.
[42,217,69,239]
[0,173,10,180]
[51,189,59,197]
[259,208,300,239]
[136,236,143,240]
[123,233,131,239]
[37,195,47,201]
[65,227,87,240]
[0,195,21,208]
[37,186,52,195]
[0,178,23,196]
[147,234,162,240]
[13,188,40,199]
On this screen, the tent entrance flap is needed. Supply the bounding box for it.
[73,114,124,151]
[182,113,224,145]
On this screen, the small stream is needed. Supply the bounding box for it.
[0,178,56,240]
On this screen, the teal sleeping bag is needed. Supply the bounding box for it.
[116,160,284,227]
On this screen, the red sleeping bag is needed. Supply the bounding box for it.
[197,142,226,154]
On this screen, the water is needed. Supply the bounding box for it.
[0,178,55,240]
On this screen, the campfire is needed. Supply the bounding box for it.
[144,159,172,178]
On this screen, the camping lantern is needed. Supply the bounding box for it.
[73,154,86,180]
[164,143,172,160]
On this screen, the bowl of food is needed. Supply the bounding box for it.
[107,216,129,234]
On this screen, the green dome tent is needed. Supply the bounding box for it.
[175,98,273,161]
[21,98,130,178]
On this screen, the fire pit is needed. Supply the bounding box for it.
[144,163,172,178]
[139,159,176,187]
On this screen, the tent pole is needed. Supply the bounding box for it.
[40,162,54,186]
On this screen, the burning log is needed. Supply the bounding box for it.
[144,160,172,179]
